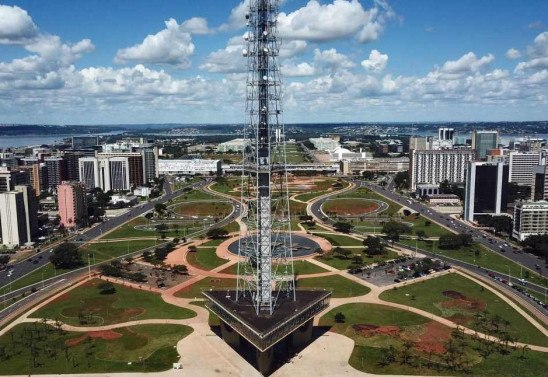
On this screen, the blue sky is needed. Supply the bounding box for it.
[0,0,546,124]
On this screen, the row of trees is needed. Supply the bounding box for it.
[438,234,473,250]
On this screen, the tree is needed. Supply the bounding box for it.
[333,221,353,233]
[382,221,411,242]
[415,229,427,240]
[0,255,10,265]
[49,243,84,269]
[334,247,352,259]
[363,236,385,256]
[206,227,229,239]
[334,312,346,323]
[393,171,409,189]
[154,203,167,214]
[98,282,116,295]
[172,264,188,275]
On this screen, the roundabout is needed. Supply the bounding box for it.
[226,233,324,258]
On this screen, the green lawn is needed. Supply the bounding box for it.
[200,238,228,247]
[222,221,240,233]
[399,239,546,286]
[314,233,364,247]
[172,201,232,217]
[316,249,400,270]
[176,277,237,299]
[186,248,229,271]
[209,179,241,198]
[319,303,548,377]
[81,240,158,263]
[220,260,328,276]
[102,217,149,239]
[32,279,195,326]
[336,187,402,216]
[379,273,548,347]
[0,323,192,374]
[171,189,218,202]
[296,275,370,298]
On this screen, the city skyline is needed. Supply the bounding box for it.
[0,0,547,124]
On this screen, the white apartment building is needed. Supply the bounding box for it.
[216,139,250,153]
[78,156,130,191]
[409,150,474,191]
[158,159,221,175]
[508,151,546,185]
[0,191,28,246]
[513,201,548,241]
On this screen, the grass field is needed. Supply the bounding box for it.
[322,198,380,216]
[186,248,229,271]
[316,249,400,270]
[31,279,196,326]
[172,201,232,217]
[399,239,546,286]
[175,277,236,299]
[219,260,329,276]
[314,233,364,247]
[379,273,548,347]
[296,275,370,298]
[336,187,402,216]
[80,240,158,263]
[209,179,241,198]
[171,189,218,203]
[319,303,548,377]
[0,323,192,374]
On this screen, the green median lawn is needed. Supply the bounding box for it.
[316,249,400,270]
[296,275,370,298]
[379,273,548,347]
[81,240,158,263]
[314,233,364,247]
[0,323,192,374]
[31,279,195,326]
[186,248,229,271]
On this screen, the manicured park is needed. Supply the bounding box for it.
[80,240,158,263]
[319,303,547,376]
[296,275,370,298]
[31,279,196,326]
[172,201,232,217]
[379,273,548,347]
[0,323,192,374]
[186,247,229,271]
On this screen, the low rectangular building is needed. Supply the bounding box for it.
[159,159,221,175]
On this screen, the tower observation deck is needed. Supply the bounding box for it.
[203,1,331,373]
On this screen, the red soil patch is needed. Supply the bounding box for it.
[65,330,122,347]
[414,321,452,354]
[441,290,486,312]
[324,200,380,216]
[353,324,401,337]
[123,308,144,317]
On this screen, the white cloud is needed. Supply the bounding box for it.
[313,48,355,71]
[199,36,245,73]
[180,17,211,34]
[220,0,250,31]
[282,62,316,77]
[361,49,388,72]
[505,48,521,60]
[278,0,393,43]
[515,32,548,72]
[440,52,494,74]
[115,18,195,68]
[0,4,38,44]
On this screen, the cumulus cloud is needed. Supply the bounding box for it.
[515,32,548,72]
[0,4,38,44]
[220,0,250,31]
[505,48,521,59]
[278,0,393,43]
[313,48,355,71]
[180,17,212,34]
[199,35,245,73]
[115,18,195,68]
[282,62,316,77]
[361,49,388,72]
[440,52,494,74]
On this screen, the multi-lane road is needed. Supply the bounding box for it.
[0,178,212,292]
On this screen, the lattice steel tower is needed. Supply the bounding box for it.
[236,0,295,315]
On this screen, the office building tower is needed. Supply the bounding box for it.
[408,136,430,151]
[103,157,130,191]
[44,157,67,190]
[18,163,45,196]
[509,151,546,186]
[464,161,509,222]
[0,191,30,246]
[409,149,474,190]
[97,152,143,187]
[63,150,86,181]
[513,201,548,241]
[72,136,98,149]
[0,165,29,192]
[472,130,499,159]
[136,147,159,181]
[531,164,548,201]
[438,128,454,141]
[14,185,38,241]
[58,181,87,228]
[78,157,100,190]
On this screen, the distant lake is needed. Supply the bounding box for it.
[0,131,123,149]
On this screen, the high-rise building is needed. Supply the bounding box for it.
[14,185,38,241]
[72,136,98,149]
[103,157,130,191]
[97,152,143,187]
[63,150,86,181]
[408,136,430,151]
[0,191,30,246]
[78,157,100,190]
[513,201,548,241]
[464,161,509,222]
[409,149,474,190]
[44,157,67,190]
[531,164,548,201]
[438,127,454,141]
[472,130,499,159]
[19,163,45,196]
[508,151,545,186]
[0,165,29,192]
[137,147,159,181]
[58,181,87,228]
